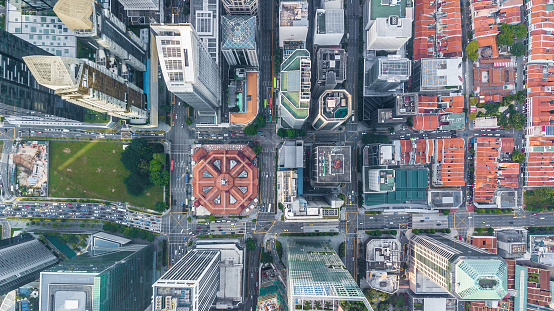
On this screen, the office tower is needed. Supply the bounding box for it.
[286,240,372,311]
[0,29,85,121]
[313,48,346,98]
[279,0,309,48]
[23,56,148,122]
[363,0,412,50]
[39,244,154,311]
[0,233,58,295]
[279,49,311,129]
[310,146,351,186]
[221,0,257,14]
[191,0,219,64]
[152,250,220,311]
[410,234,508,300]
[53,0,147,72]
[365,55,411,93]
[151,24,222,123]
[312,90,352,131]
[7,4,77,57]
[221,15,258,67]
[118,0,159,10]
[9,0,57,12]
[313,7,344,46]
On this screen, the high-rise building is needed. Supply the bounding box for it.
[0,233,58,295]
[23,56,148,122]
[312,90,352,131]
[152,250,220,311]
[221,15,258,67]
[279,0,309,48]
[9,0,56,12]
[191,0,219,64]
[365,55,411,94]
[7,4,77,57]
[118,0,159,10]
[363,0,412,50]
[0,29,85,121]
[310,146,351,187]
[409,234,508,300]
[279,49,311,129]
[313,48,346,98]
[53,0,147,71]
[39,244,154,311]
[286,240,373,311]
[151,24,221,123]
[313,6,344,46]
[411,58,463,94]
[221,0,258,14]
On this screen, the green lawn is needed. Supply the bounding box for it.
[49,141,163,209]
[83,109,110,123]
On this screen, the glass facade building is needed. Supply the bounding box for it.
[39,244,154,311]
[286,240,372,311]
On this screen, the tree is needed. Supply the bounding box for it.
[260,251,273,263]
[252,142,262,155]
[510,42,526,56]
[277,128,286,137]
[512,149,525,163]
[412,229,420,234]
[442,210,450,215]
[468,111,478,120]
[476,227,484,234]
[487,227,494,234]
[209,215,216,222]
[498,23,515,46]
[244,123,257,135]
[388,126,395,134]
[154,201,166,213]
[124,173,148,195]
[255,116,266,128]
[466,40,479,61]
[149,159,163,172]
[185,117,193,125]
[153,153,165,163]
[246,238,256,251]
[515,23,528,39]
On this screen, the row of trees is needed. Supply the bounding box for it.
[474,208,513,214]
[524,187,554,211]
[120,139,169,197]
[412,228,451,234]
[361,133,390,144]
[277,128,306,138]
[475,227,495,234]
[102,222,155,242]
[365,230,397,236]
[244,116,267,135]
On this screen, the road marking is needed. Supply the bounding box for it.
[345,131,358,142]
[168,212,188,234]
[120,132,132,140]
[0,127,15,140]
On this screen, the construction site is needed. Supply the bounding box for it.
[14,141,49,196]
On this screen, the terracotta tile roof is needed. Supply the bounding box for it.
[471,236,498,254]
[498,6,521,24]
[436,138,466,186]
[400,140,412,165]
[192,147,258,215]
[500,138,514,153]
[417,95,465,114]
[413,114,439,131]
[526,137,554,187]
[413,0,436,61]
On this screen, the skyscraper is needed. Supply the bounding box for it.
[0,233,58,295]
[191,0,219,64]
[410,234,508,300]
[118,0,159,10]
[312,90,352,131]
[221,15,258,67]
[286,240,372,311]
[221,0,258,15]
[0,29,85,121]
[39,244,154,311]
[365,56,411,94]
[53,0,147,72]
[152,250,220,311]
[279,49,311,129]
[151,24,222,123]
[23,56,148,122]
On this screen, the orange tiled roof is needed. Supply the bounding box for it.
[413,114,439,131]
[418,95,465,114]
[471,236,498,254]
[500,138,514,153]
[192,147,258,215]
[526,137,554,187]
[436,138,466,186]
[476,36,500,58]
[498,6,521,24]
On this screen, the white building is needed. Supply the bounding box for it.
[191,0,219,64]
[279,0,309,47]
[221,15,258,67]
[151,24,221,123]
[312,89,352,131]
[313,0,344,46]
[279,49,311,129]
[363,0,412,51]
[7,3,77,57]
[152,250,221,311]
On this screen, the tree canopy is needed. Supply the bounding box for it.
[498,23,515,46]
[120,139,165,196]
[515,23,527,39]
[466,40,480,61]
[510,42,526,56]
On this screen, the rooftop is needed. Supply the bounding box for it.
[230,71,258,125]
[370,0,409,20]
[318,90,352,121]
[395,93,418,115]
[420,58,464,89]
[366,238,401,271]
[473,57,516,99]
[315,9,344,34]
[280,49,311,120]
[221,15,257,50]
[313,146,351,184]
[192,145,258,215]
[377,56,411,80]
[428,190,463,209]
[317,48,346,83]
[280,0,308,27]
[278,140,304,169]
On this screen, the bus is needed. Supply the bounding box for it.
[264,99,267,108]
[273,77,276,88]
[170,160,174,171]
[269,98,273,109]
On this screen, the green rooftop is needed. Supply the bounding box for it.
[440,113,465,131]
[280,49,311,121]
[370,0,409,20]
[364,168,428,206]
[454,259,508,300]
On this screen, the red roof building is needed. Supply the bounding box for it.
[473,57,516,100]
[192,146,258,215]
[417,95,465,114]
[471,236,498,254]
[412,115,439,131]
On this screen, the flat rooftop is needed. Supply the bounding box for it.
[280,1,308,27]
[319,90,351,121]
[313,146,351,183]
[370,0,409,20]
[420,58,464,88]
[395,93,418,115]
[378,57,411,80]
[428,190,462,209]
[230,71,258,125]
[280,49,311,120]
[317,48,346,83]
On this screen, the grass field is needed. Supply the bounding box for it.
[49,141,163,209]
[83,109,110,123]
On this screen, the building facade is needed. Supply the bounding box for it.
[39,244,154,311]
[118,0,159,10]
[221,15,258,67]
[365,56,411,94]
[313,48,345,98]
[221,0,258,14]
[0,29,85,121]
[152,250,220,311]
[0,233,58,295]
[23,56,148,122]
[191,0,219,64]
[151,24,221,123]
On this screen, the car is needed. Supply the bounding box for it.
[197,226,201,229]
[533,213,537,216]
[425,217,429,220]
[217,226,221,229]
[509,221,514,224]
[284,229,288,232]
[436,224,442,226]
